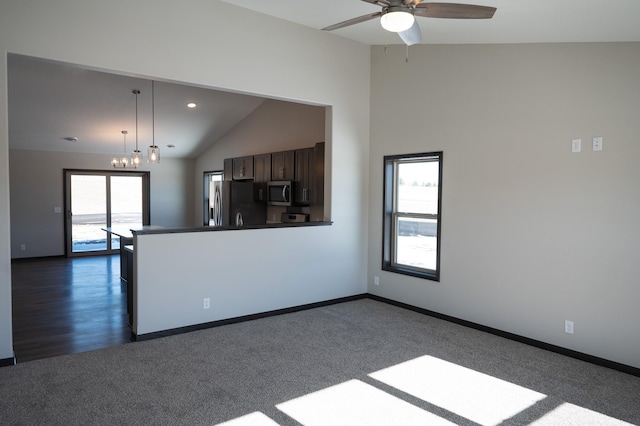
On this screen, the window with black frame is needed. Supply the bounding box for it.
[383,152,443,281]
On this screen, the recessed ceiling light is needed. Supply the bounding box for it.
[187,102,197,109]
[62,136,78,142]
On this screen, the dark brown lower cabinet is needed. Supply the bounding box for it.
[125,245,134,327]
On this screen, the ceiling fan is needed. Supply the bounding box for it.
[322,1,496,46]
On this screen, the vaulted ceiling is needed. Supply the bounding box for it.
[8,55,266,159]
[9,1,640,159]
[223,0,640,45]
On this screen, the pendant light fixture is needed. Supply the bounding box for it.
[131,89,142,167]
[147,80,160,163]
[112,131,130,168]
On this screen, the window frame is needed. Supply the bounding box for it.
[382,151,443,281]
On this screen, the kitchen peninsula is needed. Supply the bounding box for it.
[126,219,332,340]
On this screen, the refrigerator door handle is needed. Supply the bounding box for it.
[211,182,223,226]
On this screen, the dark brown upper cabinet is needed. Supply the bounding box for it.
[295,148,314,205]
[271,150,295,181]
[253,153,271,202]
[232,156,254,180]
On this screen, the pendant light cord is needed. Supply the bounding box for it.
[152,81,155,148]
[135,90,139,151]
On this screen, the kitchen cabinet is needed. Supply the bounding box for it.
[271,150,295,180]
[220,143,323,211]
[295,148,314,205]
[223,158,233,181]
[313,142,325,205]
[254,153,271,182]
[233,156,254,180]
[125,245,134,327]
[253,153,271,202]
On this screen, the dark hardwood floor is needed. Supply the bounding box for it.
[11,254,131,363]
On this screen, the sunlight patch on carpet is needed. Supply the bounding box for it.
[369,355,546,425]
[530,402,635,426]
[215,411,280,426]
[276,379,456,426]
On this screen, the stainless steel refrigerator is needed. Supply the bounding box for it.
[209,180,266,227]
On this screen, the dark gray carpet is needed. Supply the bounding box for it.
[0,299,638,425]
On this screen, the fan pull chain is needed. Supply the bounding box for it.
[384,29,389,54]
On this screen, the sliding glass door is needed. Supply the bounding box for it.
[65,170,149,256]
[69,174,108,252]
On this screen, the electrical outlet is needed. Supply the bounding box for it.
[592,136,603,151]
[374,276,380,286]
[565,320,574,334]
[20,244,26,251]
[203,298,210,309]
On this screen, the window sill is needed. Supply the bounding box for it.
[382,264,440,282]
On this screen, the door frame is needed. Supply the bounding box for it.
[64,169,150,257]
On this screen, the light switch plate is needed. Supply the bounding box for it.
[565,320,574,334]
[571,139,581,153]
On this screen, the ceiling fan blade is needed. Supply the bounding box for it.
[415,3,496,19]
[397,21,422,46]
[322,12,382,31]
[361,0,390,5]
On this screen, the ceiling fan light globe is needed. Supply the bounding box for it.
[380,10,414,32]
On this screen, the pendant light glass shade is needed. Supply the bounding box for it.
[112,131,129,168]
[148,145,160,163]
[380,9,415,32]
[131,149,142,167]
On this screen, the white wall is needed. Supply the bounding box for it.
[9,150,194,259]
[368,43,640,369]
[0,51,10,360]
[134,225,363,335]
[0,0,370,360]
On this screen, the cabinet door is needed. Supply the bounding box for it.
[253,154,271,182]
[271,150,295,180]
[253,154,271,202]
[223,158,233,181]
[232,156,254,180]
[313,142,325,205]
[295,148,314,205]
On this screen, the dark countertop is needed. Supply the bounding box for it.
[102,226,166,239]
[132,221,333,236]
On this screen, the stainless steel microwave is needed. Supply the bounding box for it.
[267,181,294,206]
